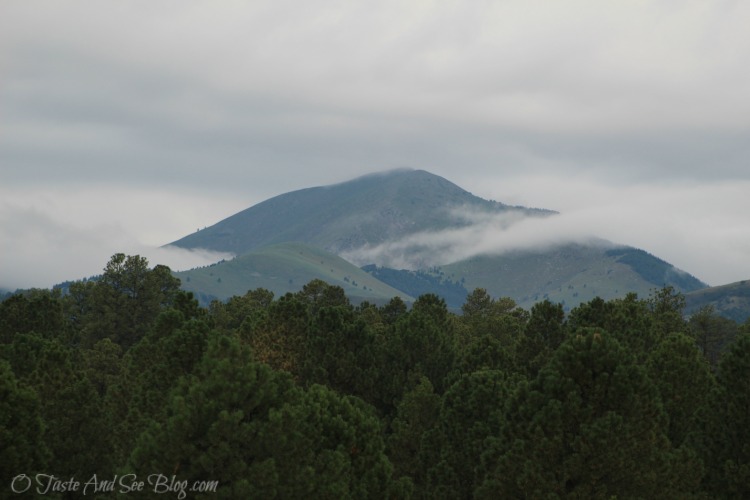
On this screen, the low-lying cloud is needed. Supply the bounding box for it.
[342,178,750,287]
[341,208,608,271]
[0,187,239,291]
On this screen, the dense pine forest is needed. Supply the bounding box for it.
[2,254,749,499]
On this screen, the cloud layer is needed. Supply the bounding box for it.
[0,186,237,290]
[1,1,749,289]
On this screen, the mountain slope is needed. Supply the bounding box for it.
[174,242,414,305]
[684,279,750,323]
[436,243,706,311]
[168,169,553,256]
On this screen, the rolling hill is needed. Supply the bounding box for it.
[175,242,414,306]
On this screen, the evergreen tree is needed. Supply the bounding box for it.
[478,329,699,498]
[699,332,750,497]
[248,293,310,378]
[569,293,656,359]
[209,288,274,335]
[689,305,738,370]
[107,309,210,465]
[0,289,69,344]
[516,299,567,378]
[129,334,400,499]
[15,334,112,476]
[378,294,457,413]
[646,332,715,448]
[301,305,379,403]
[422,369,516,499]
[0,360,50,480]
[647,285,688,338]
[387,376,441,488]
[77,254,181,349]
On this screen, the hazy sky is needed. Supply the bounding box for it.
[2,0,750,289]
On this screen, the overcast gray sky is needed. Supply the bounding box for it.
[2,0,750,289]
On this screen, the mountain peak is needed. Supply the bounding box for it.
[168,169,549,256]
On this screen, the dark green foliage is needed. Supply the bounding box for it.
[698,332,750,497]
[0,359,50,477]
[478,329,700,498]
[4,333,113,476]
[0,288,69,344]
[382,294,457,400]
[648,285,689,337]
[2,251,746,499]
[516,299,567,377]
[248,292,310,376]
[129,334,398,499]
[380,296,408,324]
[387,376,441,486]
[569,290,689,360]
[647,333,715,447]
[421,369,516,499]
[458,289,526,373]
[301,305,379,402]
[688,305,738,369]
[107,310,210,465]
[73,253,181,349]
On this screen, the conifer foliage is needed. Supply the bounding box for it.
[0,253,747,498]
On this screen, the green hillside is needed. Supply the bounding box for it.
[437,243,707,311]
[175,242,414,305]
[168,169,553,256]
[685,279,750,323]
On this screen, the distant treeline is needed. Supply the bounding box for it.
[361,264,468,309]
[1,253,749,498]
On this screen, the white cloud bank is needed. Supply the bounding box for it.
[0,186,239,290]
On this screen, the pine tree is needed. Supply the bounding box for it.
[646,332,715,448]
[478,329,699,498]
[387,376,441,487]
[699,332,750,497]
[128,334,399,498]
[0,360,50,479]
[422,369,517,499]
[516,299,567,378]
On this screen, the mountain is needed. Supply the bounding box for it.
[175,242,414,306]
[436,244,706,311]
[684,279,750,323]
[168,169,553,256]
[169,169,710,312]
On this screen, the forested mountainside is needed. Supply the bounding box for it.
[2,253,749,498]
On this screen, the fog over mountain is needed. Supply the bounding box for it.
[341,206,607,270]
